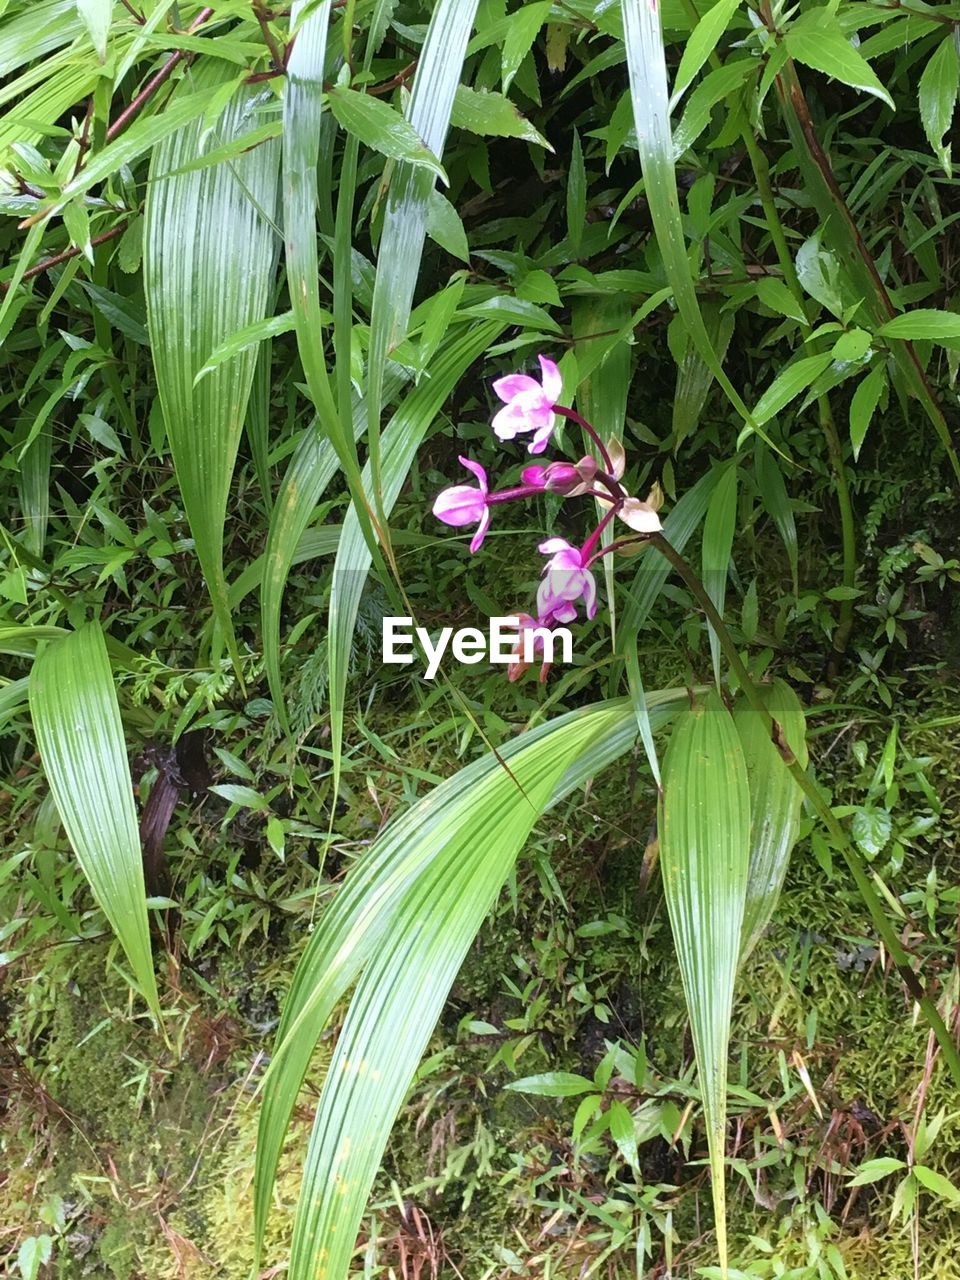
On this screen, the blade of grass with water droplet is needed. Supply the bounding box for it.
[29,622,160,1019]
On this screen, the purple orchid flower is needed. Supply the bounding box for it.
[522,457,598,495]
[492,355,562,454]
[431,456,490,552]
[537,537,598,622]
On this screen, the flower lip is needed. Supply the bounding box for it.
[491,355,562,455]
[537,537,598,621]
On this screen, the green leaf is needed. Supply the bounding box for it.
[194,312,297,385]
[76,0,112,60]
[659,689,751,1271]
[567,128,586,253]
[505,1072,596,1097]
[254,690,687,1280]
[847,1157,906,1186]
[752,353,834,427]
[754,444,798,596]
[877,309,960,345]
[736,680,808,963]
[326,86,448,180]
[144,67,281,678]
[848,364,885,461]
[785,18,894,110]
[608,1098,640,1170]
[17,1235,53,1280]
[426,188,469,261]
[919,35,959,176]
[701,463,738,687]
[501,0,551,91]
[450,84,551,147]
[914,1164,960,1204]
[621,0,763,443]
[29,624,160,1018]
[671,0,741,106]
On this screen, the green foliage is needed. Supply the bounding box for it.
[2,0,960,1276]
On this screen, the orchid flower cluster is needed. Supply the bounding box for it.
[432,355,662,680]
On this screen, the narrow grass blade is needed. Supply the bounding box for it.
[28,623,160,1018]
[365,0,480,493]
[327,320,502,792]
[621,0,761,440]
[736,678,808,963]
[701,463,738,687]
[260,368,407,725]
[144,66,281,677]
[659,688,751,1273]
[254,690,687,1275]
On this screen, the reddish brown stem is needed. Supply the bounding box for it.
[106,6,215,143]
[0,223,128,291]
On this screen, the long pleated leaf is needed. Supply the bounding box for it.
[28,623,160,1018]
[621,0,761,441]
[658,688,751,1273]
[254,689,687,1276]
[145,66,281,674]
[736,679,808,963]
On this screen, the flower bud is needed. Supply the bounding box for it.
[521,461,583,494]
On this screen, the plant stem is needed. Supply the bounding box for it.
[553,405,618,482]
[650,532,960,1089]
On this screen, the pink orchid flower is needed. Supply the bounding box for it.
[537,537,597,622]
[492,355,562,454]
[522,456,597,495]
[432,456,489,552]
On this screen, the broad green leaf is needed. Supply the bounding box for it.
[76,0,111,60]
[848,363,885,461]
[848,1157,907,1186]
[735,679,808,963]
[919,35,959,176]
[671,0,741,107]
[914,1164,960,1204]
[450,84,551,147]
[254,690,686,1280]
[426,189,469,261]
[608,1098,640,1170]
[326,86,448,180]
[29,624,160,1018]
[877,309,960,345]
[659,689,751,1271]
[501,0,551,91]
[145,69,281,678]
[505,1072,595,1097]
[752,353,834,427]
[785,18,894,110]
[701,463,738,687]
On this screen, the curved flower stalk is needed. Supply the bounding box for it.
[433,356,662,669]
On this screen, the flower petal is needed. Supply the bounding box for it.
[537,355,562,404]
[458,455,488,494]
[582,571,598,619]
[538,537,573,555]
[469,505,491,553]
[492,373,539,403]
[619,497,662,533]
[522,465,548,488]
[492,402,526,440]
[527,413,556,454]
[433,484,484,526]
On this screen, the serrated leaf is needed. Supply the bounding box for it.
[918,34,958,176]
[671,0,741,107]
[326,86,448,180]
[785,19,894,110]
[877,309,960,345]
[752,353,834,426]
[848,1157,906,1186]
[451,84,551,147]
[914,1164,960,1204]
[849,364,885,460]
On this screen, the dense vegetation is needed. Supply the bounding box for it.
[2,1,960,1277]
